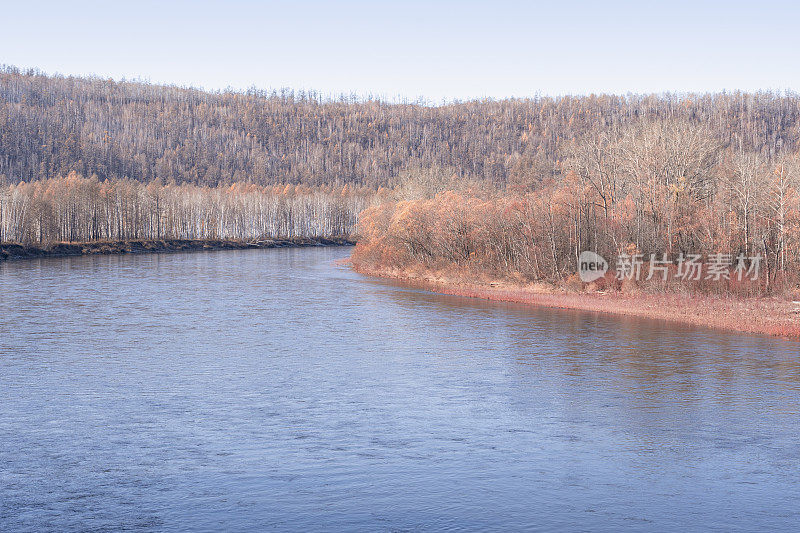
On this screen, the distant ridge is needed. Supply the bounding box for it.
[1,65,799,188]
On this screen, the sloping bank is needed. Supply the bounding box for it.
[351,263,800,339]
[0,237,354,261]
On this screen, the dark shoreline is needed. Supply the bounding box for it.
[0,237,354,261]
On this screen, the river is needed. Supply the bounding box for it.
[1,247,799,531]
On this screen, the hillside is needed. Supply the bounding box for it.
[2,66,800,188]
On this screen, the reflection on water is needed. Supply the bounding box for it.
[1,247,799,532]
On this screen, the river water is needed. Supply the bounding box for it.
[1,247,799,532]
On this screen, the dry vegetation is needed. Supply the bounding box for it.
[0,174,375,244]
[3,68,800,335]
[3,66,800,189]
[352,152,800,296]
[351,126,800,336]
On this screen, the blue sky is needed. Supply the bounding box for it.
[2,0,799,101]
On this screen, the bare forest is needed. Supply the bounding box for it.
[0,174,374,244]
[353,126,800,297]
[2,66,799,294]
[3,66,800,188]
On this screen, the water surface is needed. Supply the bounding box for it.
[1,247,799,531]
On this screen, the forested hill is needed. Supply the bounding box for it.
[2,65,800,188]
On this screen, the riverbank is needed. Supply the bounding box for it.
[352,264,800,338]
[0,237,354,261]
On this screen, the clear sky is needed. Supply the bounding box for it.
[2,0,799,102]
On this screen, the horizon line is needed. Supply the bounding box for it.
[2,63,798,107]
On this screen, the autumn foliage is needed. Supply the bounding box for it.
[0,173,376,244]
[352,130,800,298]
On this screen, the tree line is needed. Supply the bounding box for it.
[0,173,376,244]
[3,66,800,189]
[353,123,800,296]
[3,65,800,290]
